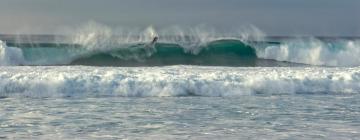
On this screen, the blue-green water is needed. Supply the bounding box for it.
[3,38,360,67]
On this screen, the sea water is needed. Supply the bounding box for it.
[1,95,360,139]
[1,24,360,139]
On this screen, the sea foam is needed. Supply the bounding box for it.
[0,66,359,97]
[0,40,25,66]
[255,38,360,66]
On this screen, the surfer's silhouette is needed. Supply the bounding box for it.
[144,36,158,48]
[150,36,158,45]
[141,36,158,56]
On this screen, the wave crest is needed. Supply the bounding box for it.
[255,38,360,66]
[0,40,25,66]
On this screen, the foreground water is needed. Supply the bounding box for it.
[1,95,360,139]
[0,66,359,139]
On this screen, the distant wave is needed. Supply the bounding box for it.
[0,66,359,98]
[2,38,360,67]
[1,22,360,67]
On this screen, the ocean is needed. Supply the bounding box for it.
[1,25,360,139]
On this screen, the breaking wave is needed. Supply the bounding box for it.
[0,40,25,66]
[1,22,360,67]
[255,38,360,66]
[0,66,359,98]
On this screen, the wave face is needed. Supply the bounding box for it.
[8,40,276,67]
[3,38,360,67]
[1,66,359,97]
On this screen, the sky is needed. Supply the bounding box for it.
[0,0,359,36]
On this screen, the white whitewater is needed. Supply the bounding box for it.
[255,38,360,66]
[0,66,359,97]
[68,22,264,53]
[0,40,25,66]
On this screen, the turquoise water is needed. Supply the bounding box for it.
[6,38,359,67]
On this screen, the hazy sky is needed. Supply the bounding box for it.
[1,0,359,36]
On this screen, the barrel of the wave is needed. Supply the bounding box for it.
[192,39,258,66]
[130,39,259,66]
[0,40,25,66]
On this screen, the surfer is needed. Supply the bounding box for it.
[151,36,158,45]
[141,36,158,56]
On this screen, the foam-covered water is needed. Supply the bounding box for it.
[255,38,360,66]
[0,40,25,66]
[0,66,359,97]
[1,95,360,139]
